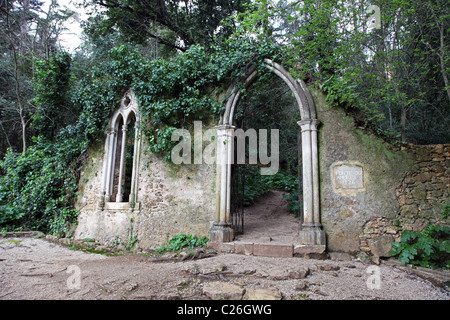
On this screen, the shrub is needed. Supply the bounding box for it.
[156,233,209,253]
[0,141,80,235]
[390,224,450,269]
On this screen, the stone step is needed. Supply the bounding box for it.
[208,241,326,258]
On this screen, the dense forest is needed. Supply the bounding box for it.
[0,0,448,234]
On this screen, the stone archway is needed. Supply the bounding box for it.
[209,60,325,246]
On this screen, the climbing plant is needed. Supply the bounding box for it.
[0,37,282,234]
[96,39,282,161]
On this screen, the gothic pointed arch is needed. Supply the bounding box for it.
[210,60,325,246]
[99,90,142,211]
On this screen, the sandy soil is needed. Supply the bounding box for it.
[0,236,448,300]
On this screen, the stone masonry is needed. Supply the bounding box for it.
[359,144,450,256]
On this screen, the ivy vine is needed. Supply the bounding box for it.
[0,37,282,234]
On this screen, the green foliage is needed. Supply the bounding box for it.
[236,0,450,145]
[33,52,75,140]
[442,203,450,219]
[0,52,113,235]
[390,225,450,269]
[91,0,251,51]
[156,233,209,253]
[0,140,79,235]
[96,39,280,161]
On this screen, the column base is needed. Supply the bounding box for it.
[299,225,326,245]
[209,222,234,243]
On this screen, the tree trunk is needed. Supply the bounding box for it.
[13,48,27,153]
[6,0,27,153]
[430,5,450,101]
[400,104,407,143]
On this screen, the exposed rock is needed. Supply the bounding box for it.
[329,252,354,261]
[368,235,394,257]
[45,235,59,242]
[244,287,282,300]
[294,281,308,291]
[268,267,310,280]
[269,268,289,280]
[94,245,110,253]
[314,289,329,296]
[125,283,139,292]
[287,267,310,279]
[203,282,244,300]
[317,264,340,271]
[200,263,227,275]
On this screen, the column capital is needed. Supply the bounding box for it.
[108,127,117,135]
[297,119,320,131]
[215,124,235,137]
[215,124,235,131]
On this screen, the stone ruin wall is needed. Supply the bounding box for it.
[312,87,449,257]
[74,137,216,250]
[74,87,449,257]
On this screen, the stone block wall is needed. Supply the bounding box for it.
[358,144,449,255]
[397,144,449,230]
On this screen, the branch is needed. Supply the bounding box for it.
[97,0,122,8]
[96,0,192,50]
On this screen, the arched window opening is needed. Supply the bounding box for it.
[99,91,141,211]
[111,115,124,202]
[123,113,136,202]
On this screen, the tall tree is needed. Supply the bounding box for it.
[0,0,73,154]
[241,0,449,144]
[0,0,43,153]
[90,0,252,51]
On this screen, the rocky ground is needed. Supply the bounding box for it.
[0,236,448,300]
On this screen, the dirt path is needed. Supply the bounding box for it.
[0,237,448,300]
[236,190,300,244]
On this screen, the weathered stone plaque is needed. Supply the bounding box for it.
[331,161,365,195]
[335,165,363,189]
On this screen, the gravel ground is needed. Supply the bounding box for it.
[0,237,448,301]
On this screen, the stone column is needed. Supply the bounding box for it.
[298,120,314,226]
[209,125,235,242]
[129,121,140,209]
[311,120,321,226]
[297,119,325,245]
[116,123,128,203]
[104,128,117,202]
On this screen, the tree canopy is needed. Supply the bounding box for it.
[87,0,251,51]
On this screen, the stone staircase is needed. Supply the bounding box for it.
[208,241,326,258]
